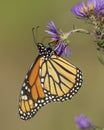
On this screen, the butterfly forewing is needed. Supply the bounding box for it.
[19,56,49,120]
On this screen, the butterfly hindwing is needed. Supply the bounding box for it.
[40,55,83,102]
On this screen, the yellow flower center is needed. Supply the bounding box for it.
[89,4,94,11]
[81,6,88,15]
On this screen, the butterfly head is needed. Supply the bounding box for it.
[37,43,55,60]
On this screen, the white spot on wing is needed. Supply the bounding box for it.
[22,95,27,100]
[23,83,26,87]
[21,90,24,95]
[35,103,38,107]
[40,69,42,74]
[41,78,44,83]
[25,86,28,90]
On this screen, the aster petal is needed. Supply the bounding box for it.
[95,0,100,11]
[48,21,57,30]
[95,0,104,12]
[45,30,58,37]
[55,43,70,57]
[82,0,85,7]
[47,21,58,34]
[51,37,60,41]
[64,46,70,57]
[55,42,66,56]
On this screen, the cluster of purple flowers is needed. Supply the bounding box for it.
[71,0,104,65]
[44,0,104,64]
[71,0,104,22]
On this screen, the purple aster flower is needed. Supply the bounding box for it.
[74,114,91,129]
[71,0,104,18]
[45,21,71,57]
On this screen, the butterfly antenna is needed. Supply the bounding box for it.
[32,26,39,46]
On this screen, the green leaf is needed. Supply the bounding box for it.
[97,40,104,48]
[94,127,104,130]
[96,49,104,65]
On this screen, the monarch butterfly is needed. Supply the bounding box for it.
[19,29,83,120]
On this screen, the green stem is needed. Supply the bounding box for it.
[67,28,90,36]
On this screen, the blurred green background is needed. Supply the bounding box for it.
[0,0,104,130]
